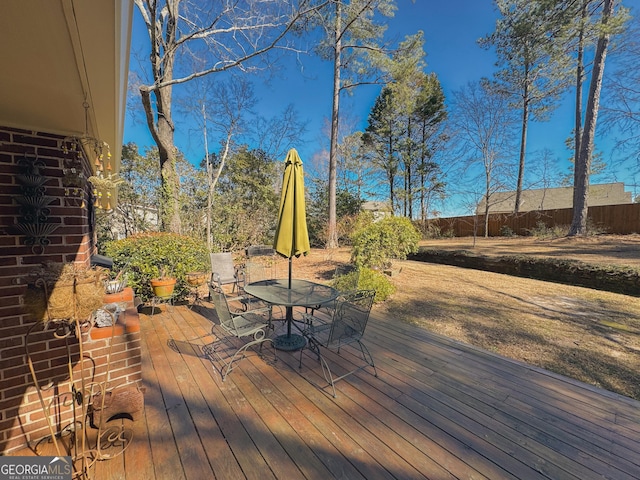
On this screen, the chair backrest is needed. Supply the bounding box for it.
[210,252,237,285]
[245,261,268,284]
[209,286,235,329]
[326,290,375,347]
[246,245,275,257]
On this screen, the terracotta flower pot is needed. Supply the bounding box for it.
[186,272,207,286]
[150,277,176,299]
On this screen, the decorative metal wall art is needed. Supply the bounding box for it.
[14,156,59,254]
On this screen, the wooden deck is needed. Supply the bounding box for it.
[99,301,639,480]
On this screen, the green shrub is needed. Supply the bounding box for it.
[500,225,515,237]
[331,270,360,293]
[104,232,209,302]
[331,267,395,302]
[350,216,421,269]
[361,268,395,302]
[338,212,374,246]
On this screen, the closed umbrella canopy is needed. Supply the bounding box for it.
[274,148,310,260]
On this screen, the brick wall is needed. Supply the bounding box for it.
[0,126,141,454]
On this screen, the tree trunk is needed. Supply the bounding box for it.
[203,103,212,251]
[406,116,413,219]
[574,1,587,169]
[514,72,530,214]
[140,85,182,233]
[420,124,425,221]
[484,169,491,238]
[569,0,614,236]
[327,1,341,249]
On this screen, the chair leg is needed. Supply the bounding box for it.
[299,338,337,397]
[318,352,337,398]
[300,339,376,398]
[204,329,276,382]
[221,337,274,381]
[356,340,378,378]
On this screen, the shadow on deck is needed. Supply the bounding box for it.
[98,302,640,479]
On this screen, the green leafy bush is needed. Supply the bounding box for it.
[350,216,421,269]
[500,225,515,237]
[331,271,360,293]
[104,232,209,302]
[331,267,395,302]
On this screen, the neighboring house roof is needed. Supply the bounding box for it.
[362,201,393,221]
[362,201,393,212]
[478,182,633,214]
[0,0,133,177]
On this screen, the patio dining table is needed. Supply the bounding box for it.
[243,279,339,351]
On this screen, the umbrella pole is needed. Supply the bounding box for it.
[287,257,293,337]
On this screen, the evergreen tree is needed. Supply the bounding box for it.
[413,73,448,220]
[362,35,447,219]
[363,87,401,212]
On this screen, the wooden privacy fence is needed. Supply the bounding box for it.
[429,203,640,237]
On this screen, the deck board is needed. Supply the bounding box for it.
[28,299,638,480]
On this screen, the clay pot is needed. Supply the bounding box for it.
[150,277,176,299]
[186,272,207,286]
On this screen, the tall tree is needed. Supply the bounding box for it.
[386,33,429,218]
[210,148,280,250]
[363,39,447,219]
[177,75,256,249]
[133,0,322,233]
[481,0,572,213]
[413,73,447,220]
[312,0,396,248]
[363,87,401,211]
[450,81,516,237]
[569,0,627,235]
[600,6,640,167]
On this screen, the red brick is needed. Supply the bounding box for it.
[0,336,23,350]
[2,364,30,380]
[0,256,18,267]
[0,354,28,370]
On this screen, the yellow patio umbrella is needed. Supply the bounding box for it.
[274,148,310,289]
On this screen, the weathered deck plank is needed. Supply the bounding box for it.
[119,302,639,480]
[17,299,637,480]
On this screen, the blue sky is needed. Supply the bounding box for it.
[124,0,639,216]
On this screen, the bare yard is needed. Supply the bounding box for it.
[289,235,640,401]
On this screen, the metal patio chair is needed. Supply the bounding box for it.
[246,244,276,257]
[239,261,274,312]
[299,289,377,397]
[303,263,360,320]
[209,252,245,295]
[203,286,276,381]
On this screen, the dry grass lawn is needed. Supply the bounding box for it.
[289,235,640,401]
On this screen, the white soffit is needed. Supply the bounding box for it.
[0,0,133,171]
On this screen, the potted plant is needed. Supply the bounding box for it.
[150,266,176,299]
[104,268,128,294]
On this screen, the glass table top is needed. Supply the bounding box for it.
[243,279,339,308]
